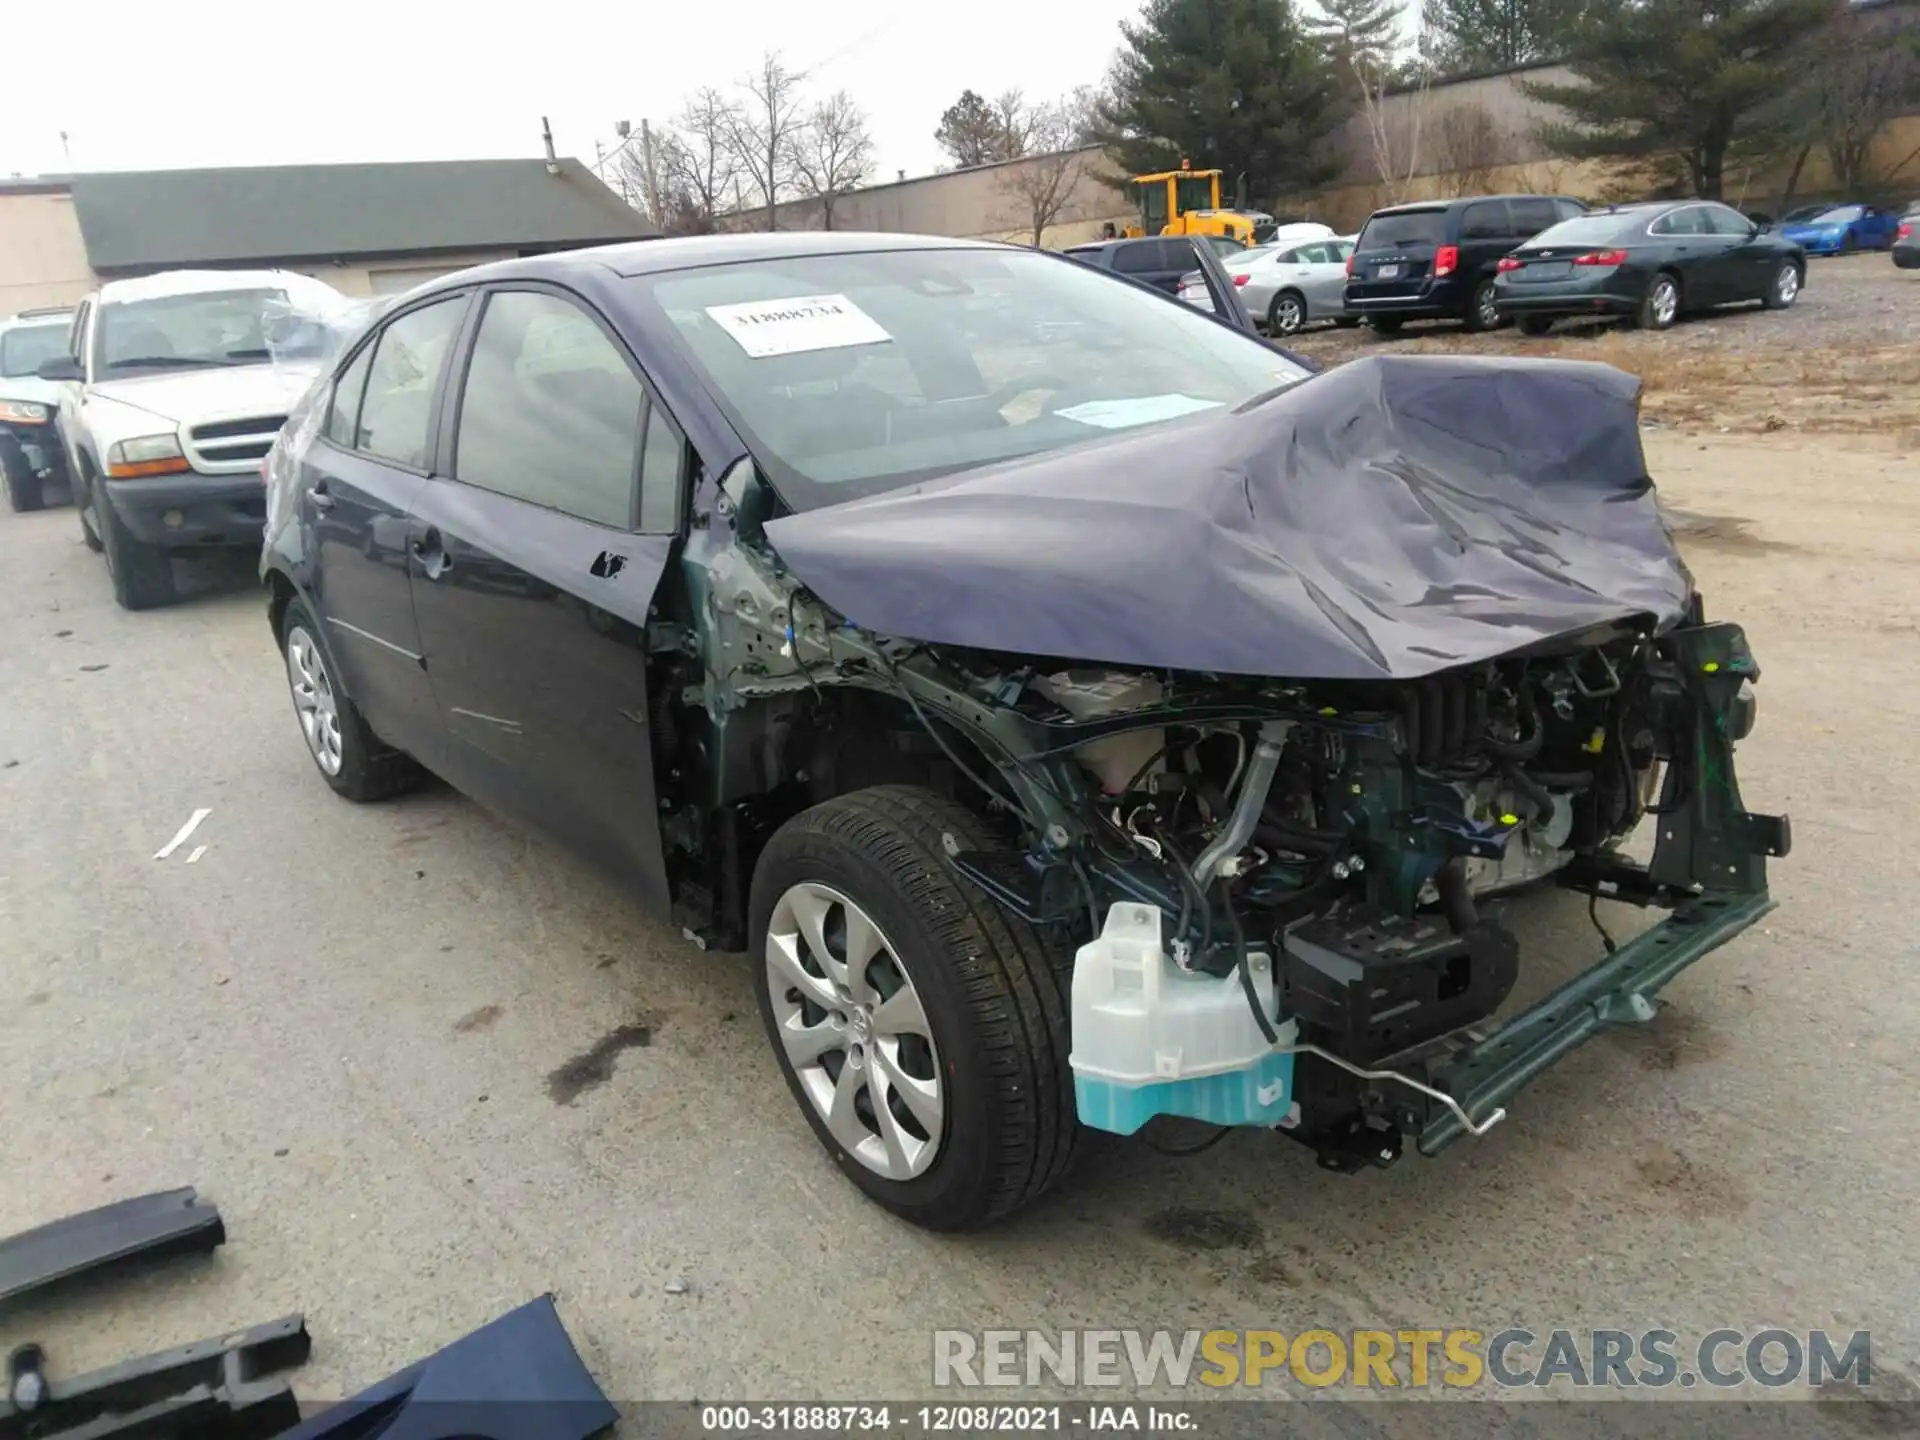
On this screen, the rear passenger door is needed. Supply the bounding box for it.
[1112,240,1182,293]
[302,291,470,766]
[405,283,684,912]
[1456,199,1516,281]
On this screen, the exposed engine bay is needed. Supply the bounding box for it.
[651,353,1789,1173]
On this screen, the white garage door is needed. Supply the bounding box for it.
[367,266,462,296]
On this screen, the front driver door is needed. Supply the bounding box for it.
[406,284,684,914]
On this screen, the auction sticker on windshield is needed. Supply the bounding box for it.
[1055,395,1223,430]
[705,294,892,358]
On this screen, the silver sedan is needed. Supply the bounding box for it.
[1180,236,1359,335]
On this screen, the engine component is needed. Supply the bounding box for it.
[1278,904,1520,1065]
[1190,720,1290,886]
[1031,669,1164,794]
[1069,903,1298,1135]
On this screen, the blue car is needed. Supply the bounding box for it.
[1779,203,1901,254]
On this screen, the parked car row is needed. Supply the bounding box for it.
[0,230,1782,1233]
[1158,188,1920,341]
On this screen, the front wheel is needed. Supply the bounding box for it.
[750,786,1080,1231]
[95,490,176,610]
[1367,315,1405,336]
[0,435,43,513]
[1763,261,1801,310]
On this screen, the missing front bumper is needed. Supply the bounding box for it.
[1417,887,1773,1154]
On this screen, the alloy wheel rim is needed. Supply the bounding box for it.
[1277,298,1302,333]
[766,881,944,1180]
[286,625,344,775]
[1478,287,1498,326]
[1777,266,1799,304]
[1653,281,1677,325]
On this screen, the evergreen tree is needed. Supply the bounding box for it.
[1527,0,1842,199]
[1096,0,1351,205]
[1421,0,1585,71]
[1308,0,1405,74]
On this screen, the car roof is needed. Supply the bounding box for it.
[96,268,349,306]
[1369,194,1579,216]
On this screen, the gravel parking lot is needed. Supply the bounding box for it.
[3,265,1918,1417]
[1290,251,1920,439]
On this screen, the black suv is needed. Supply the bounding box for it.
[1064,234,1245,294]
[1345,194,1587,332]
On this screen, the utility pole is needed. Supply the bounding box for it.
[640,119,663,226]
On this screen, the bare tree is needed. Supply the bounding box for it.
[1432,101,1507,196]
[1353,32,1434,203]
[789,90,875,230]
[1814,37,1920,193]
[992,89,1038,159]
[722,51,808,231]
[995,97,1095,246]
[657,88,745,234]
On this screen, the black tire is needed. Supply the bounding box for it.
[75,463,105,552]
[277,597,424,802]
[95,488,176,610]
[1516,314,1556,336]
[750,785,1080,1231]
[1332,316,1361,328]
[1267,290,1307,336]
[1762,260,1801,310]
[1464,279,1501,332]
[1634,272,1681,331]
[1367,315,1405,336]
[0,434,44,513]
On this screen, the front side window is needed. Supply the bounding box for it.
[355,296,466,470]
[1704,206,1756,236]
[93,288,288,374]
[0,322,71,379]
[454,290,643,529]
[637,245,1312,511]
[1508,198,1560,235]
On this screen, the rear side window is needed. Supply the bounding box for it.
[453,289,643,530]
[326,343,373,448]
[1529,213,1639,247]
[1358,209,1447,249]
[356,296,465,469]
[1508,198,1560,235]
[1110,244,1163,275]
[1555,198,1586,221]
[1459,201,1512,241]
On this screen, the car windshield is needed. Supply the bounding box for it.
[635,247,1312,510]
[1811,205,1862,224]
[1524,212,1641,247]
[94,288,290,372]
[1357,209,1446,249]
[1,321,70,378]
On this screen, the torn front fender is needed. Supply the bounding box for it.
[764,354,1692,682]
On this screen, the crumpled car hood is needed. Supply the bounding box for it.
[763,354,1692,682]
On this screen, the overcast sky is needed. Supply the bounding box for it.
[0,0,1142,187]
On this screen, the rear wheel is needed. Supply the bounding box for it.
[279,598,424,801]
[1516,314,1556,337]
[0,435,43,513]
[75,464,104,552]
[95,489,176,610]
[1267,290,1307,336]
[1635,273,1681,331]
[1762,260,1801,310]
[750,786,1081,1231]
[1367,315,1405,336]
[1464,279,1501,332]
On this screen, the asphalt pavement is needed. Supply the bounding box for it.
[2,433,1916,1414]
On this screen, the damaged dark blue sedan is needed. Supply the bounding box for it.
[260,232,1787,1230]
